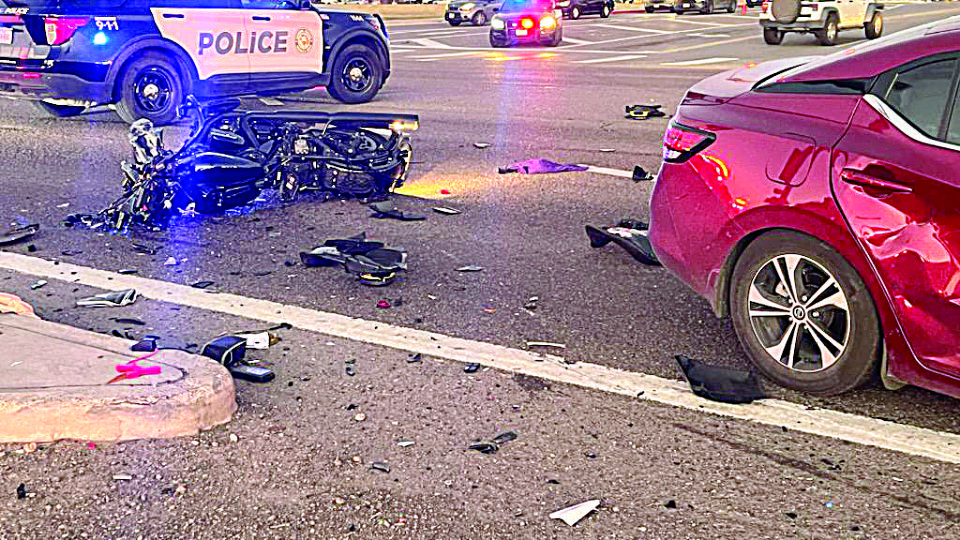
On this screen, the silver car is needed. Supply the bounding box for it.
[446,0,503,25]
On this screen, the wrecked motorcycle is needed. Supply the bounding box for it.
[95,96,418,230]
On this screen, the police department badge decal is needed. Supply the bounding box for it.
[295,28,313,54]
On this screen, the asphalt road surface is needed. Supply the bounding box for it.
[2,3,960,539]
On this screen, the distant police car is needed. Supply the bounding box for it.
[0,0,391,124]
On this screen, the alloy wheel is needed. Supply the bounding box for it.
[343,58,373,93]
[747,254,850,372]
[134,68,174,113]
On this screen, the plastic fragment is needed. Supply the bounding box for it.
[190,280,214,289]
[30,280,46,290]
[526,341,566,349]
[397,439,415,447]
[16,483,27,499]
[370,462,390,473]
[464,363,481,373]
[457,265,483,272]
[550,500,600,526]
[76,289,138,308]
[432,206,461,215]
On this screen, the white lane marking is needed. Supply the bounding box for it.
[663,17,729,26]
[580,165,636,178]
[390,26,458,35]
[687,33,732,38]
[595,23,671,34]
[2,252,960,464]
[410,38,454,49]
[8,252,960,460]
[662,56,739,66]
[414,29,471,37]
[561,22,755,48]
[410,51,485,59]
[559,36,595,45]
[574,54,647,64]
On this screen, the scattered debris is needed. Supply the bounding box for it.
[407,353,422,364]
[432,206,461,215]
[370,461,391,473]
[60,249,82,256]
[625,104,667,121]
[112,474,133,481]
[469,431,518,454]
[440,189,452,195]
[377,299,391,309]
[164,257,179,266]
[585,220,660,266]
[23,442,37,453]
[201,335,275,383]
[229,433,240,443]
[353,412,367,422]
[301,233,407,287]
[550,500,600,526]
[526,341,566,349]
[664,499,677,509]
[523,296,539,310]
[633,165,653,182]
[30,280,46,290]
[133,244,157,255]
[16,483,27,499]
[345,359,356,377]
[785,512,798,519]
[131,338,157,352]
[397,439,415,447]
[369,201,426,221]
[599,148,616,153]
[464,363,481,373]
[675,355,765,404]
[584,450,598,459]
[473,142,490,149]
[457,265,483,272]
[237,331,278,350]
[76,289,138,308]
[498,159,588,175]
[112,317,146,326]
[118,268,138,275]
[56,202,70,208]
[191,280,215,289]
[0,223,39,246]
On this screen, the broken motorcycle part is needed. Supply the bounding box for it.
[76,289,138,308]
[585,220,661,266]
[625,104,667,121]
[369,201,425,221]
[498,159,587,175]
[675,354,765,404]
[93,96,419,231]
[0,223,39,246]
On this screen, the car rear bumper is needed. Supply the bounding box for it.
[445,10,475,22]
[675,0,706,9]
[760,20,824,31]
[0,67,111,104]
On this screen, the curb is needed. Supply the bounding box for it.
[0,315,236,443]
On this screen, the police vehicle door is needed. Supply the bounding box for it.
[151,0,251,92]
[239,0,323,82]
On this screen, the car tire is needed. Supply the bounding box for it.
[115,51,184,126]
[601,3,612,17]
[763,27,784,44]
[327,43,384,104]
[545,29,563,46]
[816,12,839,46]
[865,11,882,39]
[675,8,684,15]
[730,231,880,395]
[645,6,655,12]
[571,5,581,18]
[472,11,487,25]
[727,0,736,12]
[32,101,86,118]
[449,20,461,26]
[490,34,507,47]
[701,0,713,14]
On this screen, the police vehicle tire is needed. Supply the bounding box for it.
[571,5,581,19]
[327,44,384,104]
[449,20,462,25]
[490,34,507,47]
[32,101,86,118]
[115,52,184,126]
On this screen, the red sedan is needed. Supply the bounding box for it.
[649,18,960,397]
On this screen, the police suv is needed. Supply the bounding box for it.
[0,0,392,124]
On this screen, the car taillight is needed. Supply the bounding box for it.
[521,18,534,29]
[761,1,769,13]
[44,17,89,45]
[663,121,716,164]
[540,15,556,28]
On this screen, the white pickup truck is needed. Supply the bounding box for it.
[760,0,884,46]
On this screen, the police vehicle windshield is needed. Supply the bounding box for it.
[499,0,554,12]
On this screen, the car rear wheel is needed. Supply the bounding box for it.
[763,27,784,44]
[816,12,839,46]
[701,0,713,14]
[571,5,581,19]
[472,11,487,25]
[601,3,612,17]
[645,6,654,12]
[32,101,86,118]
[865,11,882,39]
[115,52,184,126]
[327,44,384,104]
[730,231,880,395]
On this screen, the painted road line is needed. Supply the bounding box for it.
[595,23,671,34]
[687,33,731,38]
[410,38,454,48]
[558,36,594,45]
[662,56,739,66]
[659,34,754,54]
[574,54,647,64]
[661,17,728,26]
[562,22,755,48]
[580,165,636,178]
[2,251,960,464]
[410,51,485,59]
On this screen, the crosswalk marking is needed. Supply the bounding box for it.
[410,51,484,60]
[559,36,594,45]
[661,56,739,66]
[574,54,647,64]
[687,33,732,38]
[595,23,671,34]
[665,17,729,26]
[410,38,454,49]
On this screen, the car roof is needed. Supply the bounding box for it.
[772,15,960,84]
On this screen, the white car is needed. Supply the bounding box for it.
[760,0,883,46]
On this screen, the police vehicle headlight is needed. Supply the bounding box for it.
[540,15,557,29]
[491,18,505,29]
[557,0,570,6]
[460,2,476,10]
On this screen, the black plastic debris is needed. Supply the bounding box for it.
[432,206,461,215]
[370,461,391,473]
[499,159,587,175]
[191,280,214,289]
[26,244,37,252]
[60,249,82,256]
[118,269,138,275]
[369,201,425,221]
[131,338,157,353]
[664,499,677,509]
[675,355,765,405]
[77,289,138,308]
[132,244,157,255]
[457,265,483,272]
[112,317,145,326]
[300,233,406,287]
[16,483,26,500]
[464,363,481,373]
[345,359,356,377]
[785,512,798,520]
[469,431,518,454]
[407,353,422,364]
[110,329,136,340]
[0,224,39,246]
[585,220,660,266]
[633,166,653,182]
[201,336,274,383]
[625,104,667,121]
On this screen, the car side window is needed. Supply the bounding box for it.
[882,59,957,140]
[240,0,299,8]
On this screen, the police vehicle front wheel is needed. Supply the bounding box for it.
[327,44,384,105]
[32,101,86,118]
[115,52,184,126]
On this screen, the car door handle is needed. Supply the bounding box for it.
[252,16,271,21]
[162,13,184,19]
[840,168,913,193]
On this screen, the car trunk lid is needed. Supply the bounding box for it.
[681,56,816,106]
